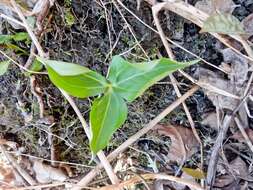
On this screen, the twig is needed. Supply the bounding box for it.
[206,114,232,189]
[0,13,24,27]
[10,0,46,58]
[112,0,149,59]
[151,3,240,100]
[74,85,199,188]
[0,49,47,75]
[0,145,36,185]
[146,1,253,63]
[115,0,228,74]
[30,75,44,118]
[234,117,253,153]
[9,0,119,185]
[95,173,204,190]
[60,89,119,185]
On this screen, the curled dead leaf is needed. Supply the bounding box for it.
[155,124,199,163]
[231,128,253,143]
[201,112,218,130]
[195,0,236,15]
[32,160,67,183]
[195,48,249,111]
[242,13,253,39]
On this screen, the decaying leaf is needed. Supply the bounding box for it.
[152,172,196,190]
[201,13,245,34]
[230,157,248,178]
[155,124,199,163]
[195,0,236,15]
[195,48,249,111]
[32,160,67,183]
[231,128,253,143]
[242,13,253,38]
[215,157,250,188]
[182,168,205,179]
[201,112,218,130]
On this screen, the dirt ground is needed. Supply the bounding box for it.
[0,0,253,189]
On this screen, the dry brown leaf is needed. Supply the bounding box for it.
[155,124,199,163]
[242,13,253,39]
[0,139,17,150]
[231,128,253,143]
[32,160,67,183]
[195,0,236,15]
[195,48,249,111]
[201,112,218,130]
[230,157,248,178]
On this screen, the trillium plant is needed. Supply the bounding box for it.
[38,56,198,154]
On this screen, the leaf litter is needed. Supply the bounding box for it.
[154,124,199,163]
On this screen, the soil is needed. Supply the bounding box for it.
[0,0,253,189]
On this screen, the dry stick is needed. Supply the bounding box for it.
[206,90,253,189]
[10,0,119,185]
[97,173,204,190]
[74,85,199,189]
[10,0,46,58]
[0,13,25,27]
[116,0,227,74]
[234,117,253,153]
[60,90,119,185]
[206,114,232,189]
[146,1,253,63]
[153,3,204,182]
[0,145,37,185]
[151,3,240,101]
[111,0,149,59]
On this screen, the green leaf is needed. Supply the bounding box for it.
[38,57,90,75]
[108,56,198,102]
[182,168,206,179]
[0,35,13,44]
[13,32,30,42]
[43,58,108,98]
[0,60,10,76]
[64,8,75,26]
[30,59,44,72]
[90,92,127,153]
[6,43,28,55]
[200,13,245,34]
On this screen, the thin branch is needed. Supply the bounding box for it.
[60,89,119,185]
[0,145,37,185]
[10,0,46,58]
[9,0,119,186]
[74,85,199,189]
[234,117,253,153]
[95,173,204,190]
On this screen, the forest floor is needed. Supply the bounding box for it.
[0,0,253,189]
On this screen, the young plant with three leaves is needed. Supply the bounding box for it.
[38,56,198,154]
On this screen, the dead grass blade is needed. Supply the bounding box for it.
[95,173,204,190]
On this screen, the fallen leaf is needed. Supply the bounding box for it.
[242,13,253,38]
[200,13,245,34]
[0,60,10,76]
[155,124,199,163]
[195,48,249,111]
[153,172,196,190]
[0,139,17,150]
[222,48,249,87]
[201,112,218,130]
[230,157,248,178]
[182,168,206,179]
[195,0,236,15]
[32,160,67,183]
[231,128,253,143]
[214,174,235,188]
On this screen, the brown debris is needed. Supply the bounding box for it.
[155,124,199,163]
